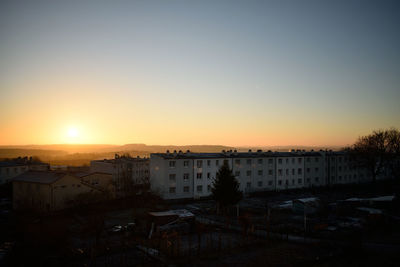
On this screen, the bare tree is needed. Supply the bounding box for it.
[349,128,400,182]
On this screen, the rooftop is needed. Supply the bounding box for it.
[13,171,67,184]
[151,150,326,159]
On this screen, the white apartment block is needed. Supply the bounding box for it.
[150,150,373,200]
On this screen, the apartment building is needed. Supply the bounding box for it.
[150,150,373,200]
[0,157,49,185]
[90,154,150,197]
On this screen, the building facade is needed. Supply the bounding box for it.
[90,154,150,197]
[13,171,113,211]
[0,157,49,185]
[150,150,373,200]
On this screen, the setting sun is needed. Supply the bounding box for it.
[67,127,79,139]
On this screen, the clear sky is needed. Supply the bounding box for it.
[1,0,399,147]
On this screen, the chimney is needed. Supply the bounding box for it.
[257,149,262,153]
[248,149,252,153]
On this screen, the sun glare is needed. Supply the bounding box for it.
[67,127,79,138]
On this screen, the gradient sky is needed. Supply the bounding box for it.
[1,0,399,147]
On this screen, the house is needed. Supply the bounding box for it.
[12,171,113,212]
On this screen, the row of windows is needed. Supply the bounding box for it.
[169,185,212,194]
[277,179,303,186]
[169,157,324,169]
[169,159,230,168]
[169,172,213,181]
[278,168,302,176]
[0,166,27,175]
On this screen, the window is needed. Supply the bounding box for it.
[216,160,219,166]
[235,171,240,177]
[258,159,263,164]
[268,159,273,164]
[298,179,302,184]
[268,169,273,175]
[298,158,302,164]
[183,161,189,167]
[339,157,342,163]
[292,158,295,164]
[197,173,202,179]
[258,170,263,176]
[207,185,211,192]
[285,180,289,185]
[338,166,342,171]
[298,168,302,175]
[278,180,282,186]
[169,187,176,194]
[183,186,190,193]
[306,158,310,162]
[315,177,319,182]
[235,159,241,165]
[286,158,289,164]
[278,169,282,176]
[258,181,262,187]
[268,181,273,186]
[278,159,282,164]
[223,160,229,165]
[183,173,189,181]
[306,168,310,173]
[292,179,295,185]
[197,185,203,192]
[292,169,295,175]
[315,167,319,172]
[169,161,176,168]
[207,172,211,179]
[286,169,289,175]
[169,174,176,181]
[307,178,310,183]
[339,176,342,181]
[197,160,203,168]
[247,159,252,165]
[246,170,252,176]
[207,160,211,166]
[315,157,319,162]
[246,182,251,188]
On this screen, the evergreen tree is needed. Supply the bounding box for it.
[211,162,243,208]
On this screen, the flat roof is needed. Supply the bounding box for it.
[151,151,325,159]
[13,171,67,184]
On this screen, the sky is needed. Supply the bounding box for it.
[0,0,399,147]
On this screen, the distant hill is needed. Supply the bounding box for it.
[0,143,343,166]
